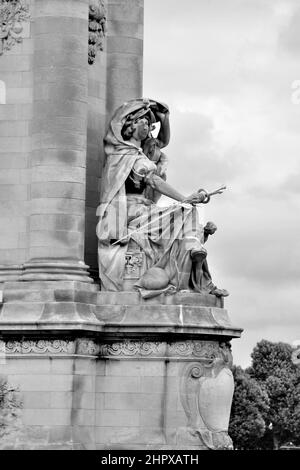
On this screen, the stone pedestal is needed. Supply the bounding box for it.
[0,0,243,452]
[0,290,242,450]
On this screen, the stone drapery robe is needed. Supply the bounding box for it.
[96,99,210,293]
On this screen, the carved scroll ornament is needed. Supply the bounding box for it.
[179,342,234,450]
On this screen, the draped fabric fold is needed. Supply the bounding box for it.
[96,99,212,294]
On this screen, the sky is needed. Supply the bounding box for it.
[143,0,300,367]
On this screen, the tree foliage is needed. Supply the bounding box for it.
[0,376,22,439]
[248,340,300,449]
[229,340,300,450]
[229,365,269,449]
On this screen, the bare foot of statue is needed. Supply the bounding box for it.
[210,287,230,297]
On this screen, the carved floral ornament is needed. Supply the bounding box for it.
[0,0,30,55]
[88,0,106,64]
[1,339,98,356]
[0,339,233,361]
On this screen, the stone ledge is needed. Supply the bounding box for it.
[96,291,224,307]
[3,280,99,290]
[0,286,242,340]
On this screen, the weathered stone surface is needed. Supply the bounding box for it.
[0,332,238,450]
[0,0,242,451]
[0,1,33,274]
[14,0,92,283]
[96,291,223,307]
[1,285,241,339]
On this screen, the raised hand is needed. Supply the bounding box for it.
[183,189,208,205]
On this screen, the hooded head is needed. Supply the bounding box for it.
[104,98,163,155]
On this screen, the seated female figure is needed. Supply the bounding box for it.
[96,98,227,297]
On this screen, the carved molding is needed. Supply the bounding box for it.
[1,339,99,356]
[88,0,106,64]
[169,341,220,359]
[4,339,76,355]
[99,341,163,357]
[0,339,234,364]
[98,340,233,360]
[0,0,30,55]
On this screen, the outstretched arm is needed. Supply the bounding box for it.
[146,173,206,204]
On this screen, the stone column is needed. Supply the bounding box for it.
[0,0,33,284]
[22,0,92,282]
[84,0,144,278]
[105,0,144,122]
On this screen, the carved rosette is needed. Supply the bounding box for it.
[88,0,106,64]
[178,342,234,450]
[0,0,30,55]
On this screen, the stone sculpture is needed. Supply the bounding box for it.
[88,0,106,64]
[0,0,30,55]
[96,98,228,298]
[179,342,234,449]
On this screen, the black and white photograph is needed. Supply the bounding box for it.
[0,0,299,454]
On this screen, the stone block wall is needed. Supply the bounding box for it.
[0,0,34,283]
[105,0,143,118]
[0,0,144,282]
[93,342,234,450]
[94,359,184,449]
[27,0,89,268]
[0,336,235,450]
[1,348,97,449]
[85,0,144,277]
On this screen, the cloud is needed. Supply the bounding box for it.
[144,0,300,367]
[206,194,300,284]
[278,5,300,56]
[164,110,253,194]
[280,171,300,194]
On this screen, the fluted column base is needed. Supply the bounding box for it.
[21,261,93,283]
[0,265,23,283]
